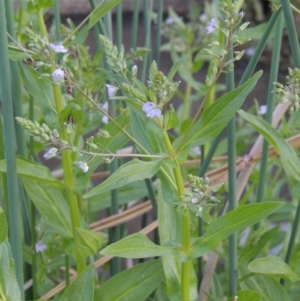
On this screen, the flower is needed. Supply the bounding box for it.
[44,148,58,159]
[199,13,208,23]
[191,197,198,204]
[77,161,89,173]
[206,18,218,34]
[142,102,162,118]
[52,69,64,81]
[106,84,118,98]
[49,43,68,53]
[35,240,47,253]
[259,105,267,115]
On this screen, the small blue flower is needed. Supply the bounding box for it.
[44,148,58,159]
[50,43,68,53]
[206,18,218,34]
[52,69,64,81]
[106,84,118,98]
[77,161,89,173]
[142,102,162,118]
[35,240,47,253]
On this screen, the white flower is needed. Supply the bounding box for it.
[77,161,88,173]
[106,84,118,98]
[44,148,58,159]
[259,105,267,115]
[199,13,208,23]
[52,69,64,81]
[35,240,47,253]
[245,47,255,57]
[191,197,198,204]
[142,102,162,118]
[206,18,218,34]
[102,102,109,124]
[49,43,68,53]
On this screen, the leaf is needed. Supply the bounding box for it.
[190,202,283,258]
[239,109,300,181]
[0,158,65,188]
[167,54,189,81]
[0,240,22,301]
[100,233,177,258]
[173,71,262,159]
[72,25,89,44]
[0,207,7,243]
[228,290,262,301]
[89,181,151,211]
[84,159,163,198]
[248,256,300,282]
[88,0,123,29]
[59,265,94,301]
[74,228,105,258]
[22,179,73,239]
[94,260,164,301]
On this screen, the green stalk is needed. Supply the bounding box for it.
[54,0,62,41]
[281,0,300,67]
[37,10,86,274]
[116,3,123,49]
[154,0,163,65]
[162,130,191,301]
[131,0,140,49]
[141,0,153,83]
[145,178,158,217]
[0,2,24,299]
[255,9,283,230]
[226,45,237,296]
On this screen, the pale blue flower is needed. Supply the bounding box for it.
[44,148,58,159]
[142,102,162,118]
[50,43,68,53]
[259,105,267,115]
[52,69,64,81]
[106,84,118,98]
[206,18,217,34]
[35,240,47,253]
[77,161,89,173]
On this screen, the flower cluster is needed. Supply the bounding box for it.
[274,67,300,112]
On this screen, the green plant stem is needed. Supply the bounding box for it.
[145,178,158,217]
[37,10,86,274]
[255,9,283,230]
[0,2,24,299]
[54,0,62,41]
[226,45,237,296]
[116,3,122,49]
[131,0,140,49]
[163,130,191,301]
[154,0,163,65]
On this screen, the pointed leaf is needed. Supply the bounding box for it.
[0,240,22,301]
[167,54,189,81]
[239,109,300,181]
[74,228,105,258]
[95,260,164,301]
[59,265,94,301]
[84,159,163,198]
[173,71,262,158]
[88,0,123,29]
[0,207,7,243]
[228,290,262,301]
[190,202,283,258]
[248,256,300,282]
[100,233,177,258]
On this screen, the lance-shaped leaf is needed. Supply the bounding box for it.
[0,207,8,243]
[248,256,300,282]
[95,260,164,301]
[84,159,163,198]
[59,265,94,301]
[239,109,300,181]
[190,202,283,258]
[100,233,177,258]
[228,290,262,301]
[173,71,262,159]
[74,228,105,259]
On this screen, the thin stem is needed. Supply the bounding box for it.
[116,3,123,49]
[0,2,24,299]
[131,0,140,49]
[54,0,62,41]
[154,0,163,66]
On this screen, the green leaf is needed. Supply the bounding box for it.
[239,109,300,181]
[0,240,22,301]
[88,0,123,29]
[22,179,73,239]
[190,202,283,258]
[84,159,163,198]
[0,207,7,243]
[72,25,89,45]
[165,110,179,130]
[0,158,66,188]
[173,71,262,159]
[248,256,300,282]
[167,54,189,81]
[100,233,177,258]
[89,181,151,211]
[74,228,105,259]
[8,45,35,61]
[228,290,262,301]
[59,265,94,301]
[95,260,164,301]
